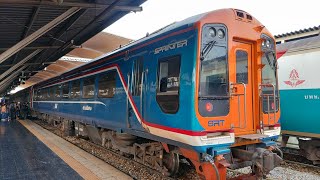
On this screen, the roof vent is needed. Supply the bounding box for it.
[236,11,244,18]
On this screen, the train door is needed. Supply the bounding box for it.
[230,42,255,134]
[127,56,145,130]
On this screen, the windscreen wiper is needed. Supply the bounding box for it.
[265,52,276,70]
[200,40,216,61]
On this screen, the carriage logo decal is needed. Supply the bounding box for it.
[284,69,305,87]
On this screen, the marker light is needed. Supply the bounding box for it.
[209,27,216,38]
[217,29,225,39]
[206,102,213,112]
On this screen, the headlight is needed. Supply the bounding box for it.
[208,27,216,38]
[217,29,225,39]
[266,40,271,48]
[262,40,265,47]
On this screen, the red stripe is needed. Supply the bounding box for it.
[276,50,287,59]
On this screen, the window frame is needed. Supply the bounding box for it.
[62,82,70,99]
[98,71,116,98]
[70,79,81,99]
[82,75,96,99]
[236,50,249,84]
[156,55,181,114]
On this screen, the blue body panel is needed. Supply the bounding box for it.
[32,23,217,153]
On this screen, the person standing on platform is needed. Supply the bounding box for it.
[16,103,20,118]
[20,103,27,120]
[1,103,8,121]
[9,102,16,121]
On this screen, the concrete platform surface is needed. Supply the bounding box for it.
[1,120,132,180]
[0,120,81,180]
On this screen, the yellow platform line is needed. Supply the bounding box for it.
[19,120,100,180]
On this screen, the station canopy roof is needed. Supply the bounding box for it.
[0,0,146,95]
[14,32,132,93]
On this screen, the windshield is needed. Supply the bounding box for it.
[261,51,279,112]
[199,45,228,97]
[261,52,277,86]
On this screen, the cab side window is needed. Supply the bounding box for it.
[156,55,181,114]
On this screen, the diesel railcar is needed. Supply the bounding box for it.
[277,35,320,165]
[14,9,282,179]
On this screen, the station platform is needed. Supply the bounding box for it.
[0,120,131,180]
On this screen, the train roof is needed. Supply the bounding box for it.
[51,11,210,78]
[91,12,207,60]
[277,35,320,54]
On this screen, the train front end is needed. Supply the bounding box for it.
[186,9,282,179]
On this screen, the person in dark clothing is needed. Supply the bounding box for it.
[10,102,16,120]
[15,103,20,118]
[20,103,27,120]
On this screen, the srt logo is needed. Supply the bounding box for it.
[284,69,305,87]
[208,120,224,127]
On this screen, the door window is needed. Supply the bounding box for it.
[156,55,181,114]
[236,50,248,84]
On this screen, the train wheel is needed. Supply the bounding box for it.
[163,152,180,176]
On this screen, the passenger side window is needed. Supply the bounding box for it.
[83,76,95,98]
[55,85,61,99]
[98,71,116,98]
[156,55,181,114]
[62,83,69,99]
[48,87,54,101]
[42,88,48,101]
[71,80,81,99]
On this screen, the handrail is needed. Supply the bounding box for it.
[140,71,144,117]
[126,74,131,128]
[230,82,247,129]
[259,83,276,125]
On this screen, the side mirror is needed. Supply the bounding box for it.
[160,77,168,92]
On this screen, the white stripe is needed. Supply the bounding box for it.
[33,101,107,106]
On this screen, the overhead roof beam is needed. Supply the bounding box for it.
[0,66,26,93]
[0,50,42,81]
[12,7,40,64]
[0,7,81,65]
[0,1,142,12]
[40,0,121,67]
[27,9,87,71]
[0,46,71,51]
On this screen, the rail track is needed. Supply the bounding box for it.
[32,119,200,180]
[32,119,320,179]
[282,146,320,170]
